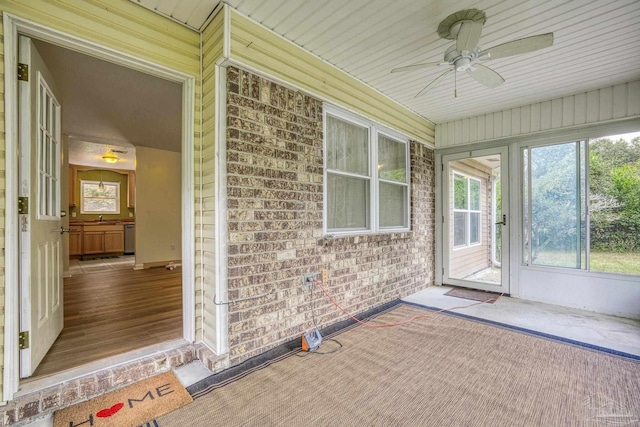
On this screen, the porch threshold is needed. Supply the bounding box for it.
[16,338,190,397]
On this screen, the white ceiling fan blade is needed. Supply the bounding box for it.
[391,62,447,73]
[480,33,554,60]
[415,68,454,97]
[456,20,483,53]
[466,64,504,88]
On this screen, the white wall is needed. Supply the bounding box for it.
[435,81,640,318]
[135,146,182,267]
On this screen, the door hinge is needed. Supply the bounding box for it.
[18,63,28,81]
[18,196,28,214]
[19,331,29,349]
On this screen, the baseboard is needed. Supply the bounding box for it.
[141,259,182,269]
[187,299,402,397]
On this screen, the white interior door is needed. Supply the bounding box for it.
[443,146,509,294]
[19,35,64,378]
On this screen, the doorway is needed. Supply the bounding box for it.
[4,14,195,396]
[442,146,509,294]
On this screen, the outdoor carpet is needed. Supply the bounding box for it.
[54,371,192,427]
[156,304,640,426]
[444,287,498,303]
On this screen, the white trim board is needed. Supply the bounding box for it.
[3,13,197,401]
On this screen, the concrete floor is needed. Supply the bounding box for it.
[403,286,640,357]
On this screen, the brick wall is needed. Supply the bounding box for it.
[225,66,435,366]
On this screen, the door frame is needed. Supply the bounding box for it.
[435,144,512,295]
[3,13,196,400]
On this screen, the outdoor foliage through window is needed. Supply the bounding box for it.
[522,132,640,275]
[81,180,120,214]
[589,133,640,274]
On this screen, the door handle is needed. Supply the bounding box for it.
[53,228,70,234]
[495,214,506,226]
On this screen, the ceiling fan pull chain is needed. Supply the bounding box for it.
[454,69,458,98]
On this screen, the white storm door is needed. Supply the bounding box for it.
[443,146,509,294]
[18,35,64,378]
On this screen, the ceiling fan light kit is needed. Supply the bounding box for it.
[393,8,554,97]
[102,153,119,164]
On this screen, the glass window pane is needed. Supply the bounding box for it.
[378,135,406,183]
[529,142,583,268]
[326,115,369,176]
[470,212,480,244]
[470,179,480,210]
[81,181,120,214]
[453,174,467,210]
[84,198,117,212]
[379,182,407,228]
[589,133,640,275]
[327,173,369,230]
[454,212,467,247]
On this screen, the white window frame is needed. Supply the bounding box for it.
[452,172,481,249]
[323,105,410,235]
[36,72,61,220]
[80,180,121,214]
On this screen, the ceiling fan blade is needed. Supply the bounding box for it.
[415,68,454,97]
[466,64,504,88]
[480,33,554,60]
[456,20,483,53]
[391,62,446,73]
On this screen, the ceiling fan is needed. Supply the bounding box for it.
[392,9,554,97]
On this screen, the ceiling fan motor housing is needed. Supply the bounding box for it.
[444,44,479,71]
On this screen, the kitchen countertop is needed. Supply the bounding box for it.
[70,220,135,225]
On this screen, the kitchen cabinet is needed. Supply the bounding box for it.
[82,224,124,257]
[69,225,83,256]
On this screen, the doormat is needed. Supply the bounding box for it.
[54,371,192,427]
[444,287,497,303]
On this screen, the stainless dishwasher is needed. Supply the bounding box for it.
[124,223,135,254]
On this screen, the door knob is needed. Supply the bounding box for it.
[495,214,506,226]
[53,227,70,234]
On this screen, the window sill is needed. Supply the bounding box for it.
[321,230,413,246]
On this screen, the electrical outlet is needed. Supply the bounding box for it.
[71,212,76,218]
[322,269,328,283]
[129,212,133,218]
[302,273,318,291]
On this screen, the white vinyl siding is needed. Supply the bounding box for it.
[436,81,640,148]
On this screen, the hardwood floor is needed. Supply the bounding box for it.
[32,266,183,377]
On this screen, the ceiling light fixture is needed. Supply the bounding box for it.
[102,153,119,164]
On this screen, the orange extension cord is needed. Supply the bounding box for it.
[313,279,503,329]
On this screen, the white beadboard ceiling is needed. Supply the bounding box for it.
[135,0,640,125]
